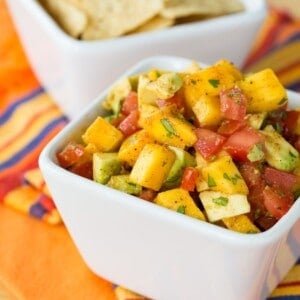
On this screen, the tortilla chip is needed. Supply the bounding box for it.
[129,15,174,34]
[161,0,244,19]
[78,0,164,40]
[39,0,87,38]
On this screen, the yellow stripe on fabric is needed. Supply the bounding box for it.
[0,93,55,147]
[244,41,300,73]
[278,63,300,87]
[0,106,62,162]
[280,264,300,284]
[271,285,300,297]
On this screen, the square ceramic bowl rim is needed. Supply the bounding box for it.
[39,55,300,248]
[25,0,266,49]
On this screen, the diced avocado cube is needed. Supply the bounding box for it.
[102,77,132,114]
[262,125,299,172]
[93,152,121,184]
[138,72,182,106]
[163,147,196,189]
[107,175,142,195]
[246,112,267,129]
[199,191,250,222]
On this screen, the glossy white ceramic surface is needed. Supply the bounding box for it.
[39,56,300,300]
[6,0,267,119]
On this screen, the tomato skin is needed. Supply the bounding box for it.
[118,110,140,137]
[69,160,93,179]
[239,162,268,219]
[293,135,300,152]
[239,162,262,188]
[57,141,85,168]
[194,128,226,159]
[121,91,138,115]
[220,86,247,121]
[180,167,198,191]
[263,186,293,219]
[217,119,246,136]
[139,189,157,202]
[223,127,265,161]
[156,91,186,113]
[263,167,297,191]
[283,110,300,135]
[110,113,126,127]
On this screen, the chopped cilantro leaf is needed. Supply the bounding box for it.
[177,205,186,214]
[208,79,220,88]
[160,118,177,137]
[278,97,287,105]
[207,174,217,187]
[212,196,229,206]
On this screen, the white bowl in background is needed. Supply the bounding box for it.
[39,56,300,300]
[6,0,267,119]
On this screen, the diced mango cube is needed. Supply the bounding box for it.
[141,106,197,148]
[239,68,287,112]
[201,155,249,195]
[82,116,123,152]
[182,59,242,110]
[222,214,260,234]
[130,143,176,191]
[118,129,155,166]
[192,94,222,127]
[154,188,206,221]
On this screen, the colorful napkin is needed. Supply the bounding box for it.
[0,0,299,298]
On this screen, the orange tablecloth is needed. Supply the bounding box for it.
[0,0,300,299]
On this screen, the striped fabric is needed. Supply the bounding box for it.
[0,0,299,298]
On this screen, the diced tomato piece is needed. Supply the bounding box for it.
[264,109,287,136]
[263,167,297,191]
[293,135,300,152]
[223,127,265,161]
[238,162,262,188]
[217,119,246,136]
[110,113,126,127]
[283,110,300,136]
[156,91,186,113]
[121,91,138,115]
[220,86,247,121]
[139,189,157,202]
[194,128,226,159]
[255,215,277,231]
[69,160,93,179]
[238,162,268,220]
[180,167,198,191]
[263,185,294,219]
[56,141,85,168]
[118,110,140,137]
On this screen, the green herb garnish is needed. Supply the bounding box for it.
[207,174,217,187]
[223,173,241,185]
[278,97,287,105]
[208,79,220,88]
[160,118,177,137]
[212,196,229,206]
[177,205,186,214]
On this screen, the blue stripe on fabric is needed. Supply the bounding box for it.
[0,115,68,171]
[267,296,300,300]
[0,86,45,125]
[266,31,300,55]
[287,81,300,92]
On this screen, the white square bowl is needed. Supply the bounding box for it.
[6,0,267,119]
[39,56,300,300]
